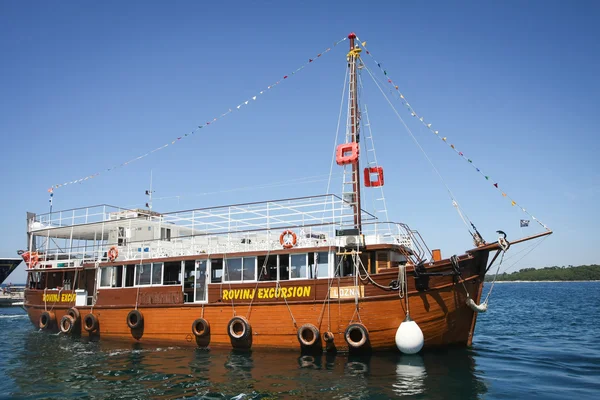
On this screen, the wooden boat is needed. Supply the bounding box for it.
[22,33,551,353]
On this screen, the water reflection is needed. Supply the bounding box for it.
[9,331,488,399]
[392,354,426,396]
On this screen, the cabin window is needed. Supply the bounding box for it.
[99,266,123,288]
[290,254,307,279]
[258,255,277,281]
[163,261,182,285]
[243,257,256,281]
[224,257,256,282]
[152,262,163,285]
[124,265,135,287]
[47,272,63,289]
[161,227,171,241]
[135,263,151,285]
[315,251,329,278]
[63,271,76,290]
[118,227,128,246]
[279,254,289,280]
[210,259,223,283]
[335,254,354,277]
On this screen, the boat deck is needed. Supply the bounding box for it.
[27,195,428,268]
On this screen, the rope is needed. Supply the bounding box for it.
[317,250,343,331]
[278,280,297,329]
[246,250,271,319]
[463,234,511,312]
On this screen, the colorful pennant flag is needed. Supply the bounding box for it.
[355,35,549,232]
[49,36,348,192]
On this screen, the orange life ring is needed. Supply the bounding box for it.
[107,246,119,262]
[22,251,39,268]
[279,230,297,249]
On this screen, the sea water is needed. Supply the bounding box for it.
[1,282,598,399]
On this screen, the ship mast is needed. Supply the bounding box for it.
[348,32,362,232]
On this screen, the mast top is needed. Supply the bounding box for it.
[348,32,356,39]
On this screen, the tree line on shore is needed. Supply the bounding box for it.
[484,264,600,282]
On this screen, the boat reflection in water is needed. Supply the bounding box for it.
[392,354,426,396]
[12,332,487,398]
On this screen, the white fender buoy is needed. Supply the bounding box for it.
[466,298,488,313]
[395,316,424,354]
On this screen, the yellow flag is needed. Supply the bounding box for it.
[511,201,516,206]
[362,41,367,47]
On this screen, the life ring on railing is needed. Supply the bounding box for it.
[22,251,39,268]
[279,230,297,249]
[107,246,119,262]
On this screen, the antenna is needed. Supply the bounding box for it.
[145,170,155,209]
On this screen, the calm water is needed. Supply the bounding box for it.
[1,282,599,399]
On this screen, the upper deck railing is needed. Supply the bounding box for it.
[27,195,431,268]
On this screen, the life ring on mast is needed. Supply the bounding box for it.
[22,251,39,268]
[107,246,119,262]
[279,230,297,249]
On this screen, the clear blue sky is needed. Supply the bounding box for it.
[1,0,598,283]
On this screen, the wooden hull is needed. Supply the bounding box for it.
[24,251,488,353]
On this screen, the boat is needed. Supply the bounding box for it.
[21,33,551,353]
[0,258,21,285]
[0,258,24,306]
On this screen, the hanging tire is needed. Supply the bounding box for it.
[39,311,56,330]
[345,323,370,350]
[227,316,252,349]
[59,314,75,334]
[67,307,80,322]
[127,310,144,330]
[323,331,337,352]
[192,318,210,338]
[83,313,99,333]
[297,324,320,348]
[192,318,211,347]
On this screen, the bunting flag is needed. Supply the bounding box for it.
[49,37,348,191]
[355,36,549,231]
[520,219,530,227]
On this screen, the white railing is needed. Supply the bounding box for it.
[27,195,430,268]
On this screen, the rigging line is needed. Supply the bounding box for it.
[326,64,350,196]
[357,72,390,225]
[355,38,550,232]
[321,63,349,225]
[498,236,550,275]
[50,36,348,192]
[153,174,343,201]
[361,61,475,234]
